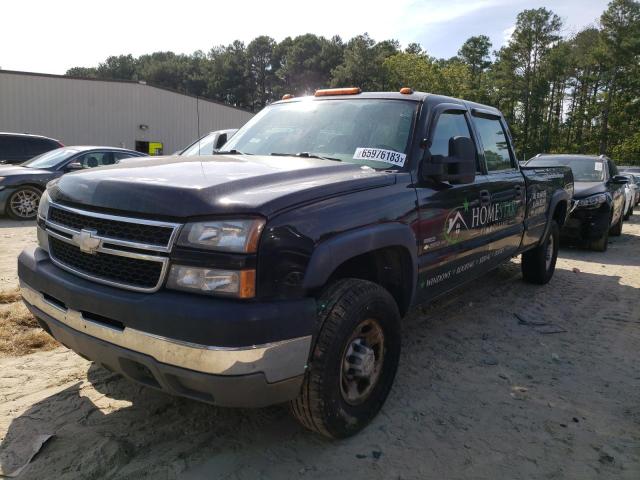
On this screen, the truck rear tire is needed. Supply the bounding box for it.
[522,220,559,284]
[290,278,401,439]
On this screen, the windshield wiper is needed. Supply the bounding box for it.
[213,149,251,155]
[270,152,342,162]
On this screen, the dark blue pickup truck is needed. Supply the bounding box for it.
[18,88,573,438]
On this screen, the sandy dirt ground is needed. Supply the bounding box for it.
[0,220,37,290]
[0,213,638,479]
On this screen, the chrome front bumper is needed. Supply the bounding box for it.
[21,282,311,384]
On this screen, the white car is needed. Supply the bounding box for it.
[622,176,636,220]
[179,129,238,156]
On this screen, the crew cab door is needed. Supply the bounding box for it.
[413,106,492,303]
[469,110,526,260]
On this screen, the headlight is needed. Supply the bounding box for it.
[38,190,50,219]
[576,193,608,208]
[177,219,264,253]
[167,265,255,298]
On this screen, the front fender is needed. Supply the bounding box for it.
[302,222,419,304]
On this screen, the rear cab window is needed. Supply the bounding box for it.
[472,115,515,172]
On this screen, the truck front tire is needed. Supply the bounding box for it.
[522,220,559,284]
[290,279,401,438]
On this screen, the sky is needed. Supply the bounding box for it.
[0,0,611,75]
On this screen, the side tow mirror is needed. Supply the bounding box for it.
[612,175,629,184]
[421,136,476,184]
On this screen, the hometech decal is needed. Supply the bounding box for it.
[471,200,518,230]
[443,198,519,245]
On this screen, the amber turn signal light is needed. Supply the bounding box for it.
[315,87,361,97]
[238,270,256,299]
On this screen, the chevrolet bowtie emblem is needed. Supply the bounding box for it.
[73,229,101,254]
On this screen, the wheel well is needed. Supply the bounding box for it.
[553,200,568,227]
[326,246,413,315]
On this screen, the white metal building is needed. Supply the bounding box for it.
[0,70,254,155]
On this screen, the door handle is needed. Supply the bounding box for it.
[479,190,491,206]
[514,185,524,200]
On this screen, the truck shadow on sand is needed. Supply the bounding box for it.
[1,264,638,479]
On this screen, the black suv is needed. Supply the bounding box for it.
[0,132,63,165]
[526,154,628,251]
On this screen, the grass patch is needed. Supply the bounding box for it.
[0,288,22,304]
[0,288,59,357]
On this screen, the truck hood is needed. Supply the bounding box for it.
[49,155,395,218]
[573,181,606,199]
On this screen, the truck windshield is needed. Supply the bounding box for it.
[223,99,417,170]
[527,157,604,182]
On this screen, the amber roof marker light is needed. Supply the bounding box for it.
[282,94,295,100]
[314,87,362,97]
[399,87,413,94]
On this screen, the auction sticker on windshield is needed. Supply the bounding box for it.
[353,148,407,167]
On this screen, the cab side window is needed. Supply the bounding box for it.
[431,112,478,170]
[472,115,514,171]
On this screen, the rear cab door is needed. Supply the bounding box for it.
[468,109,526,261]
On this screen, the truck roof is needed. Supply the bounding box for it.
[272,91,502,116]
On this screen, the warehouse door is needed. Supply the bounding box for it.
[135,141,164,156]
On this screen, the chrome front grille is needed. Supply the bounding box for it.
[48,206,174,246]
[44,202,181,292]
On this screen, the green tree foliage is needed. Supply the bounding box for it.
[64,1,640,164]
[330,34,399,90]
[458,35,492,98]
[276,34,343,95]
[66,66,98,78]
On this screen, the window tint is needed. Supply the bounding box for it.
[0,136,24,156]
[113,152,138,161]
[430,112,473,158]
[24,138,58,157]
[607,159,618,178]
[68,152,116,169]
[473,116,513,171]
